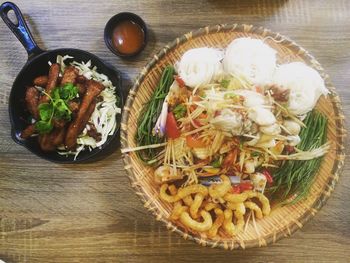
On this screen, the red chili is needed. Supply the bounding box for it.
[262,170,273,184]
[239,181,254,192]
[175,76,186,87]
[230,185,241,194]
[223,149,238,167]
[165,112,181,139]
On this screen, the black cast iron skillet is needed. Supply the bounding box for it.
[0,2,123,163]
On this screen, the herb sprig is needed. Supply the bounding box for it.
[35,83,78,134]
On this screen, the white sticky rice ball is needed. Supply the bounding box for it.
[177,47,223,88]
[272,62,329,115]
[223,37,277,85]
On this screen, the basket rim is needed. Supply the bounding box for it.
[120,23,346,249]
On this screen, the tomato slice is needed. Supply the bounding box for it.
[186,134,206,148]
[239,181,253,192]
[165,112,181,139]
[262,170,273,184]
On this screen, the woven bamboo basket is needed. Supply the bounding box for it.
[121,24,346,249]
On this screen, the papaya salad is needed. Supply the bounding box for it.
[123,37,329,238]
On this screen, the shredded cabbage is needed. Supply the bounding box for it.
[55,55,121,159]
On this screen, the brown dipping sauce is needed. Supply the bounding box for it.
[112,20,145,55]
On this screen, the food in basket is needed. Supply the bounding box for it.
[21,55,121,158]
[123,37,329,238]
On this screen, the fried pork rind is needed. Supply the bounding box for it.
[182,195,194,206]
[159,177,271,238]
[223,209,237,236]
[208,175,231,199]
[247,191,271,216]
[170,202,188,220]
[223,191,249,203]
[227,202,246,230]
[177,184,208,198]
[244,201,263,219]
[204,202,219,211]
[159,184,181,203]
[190,193,205,219]
[180,210,213,232]
[168,184,178,196]
[207,208,224,238]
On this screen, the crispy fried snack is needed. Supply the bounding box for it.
[177,184,208,199]
[168,184,178,196]
[159,176,271,238]
[227,202,246,215]
[227,202,246,230]
[223,191,249,203]
[190,193,205,219]
[249,191,271,216]
[207,208,224,238]
[159,184,181,203]
[209,175,231,199]
[223,209,237,236]
[180,210,212,232]
[170,202,188,220]
[244,201,263,219]
[204,202,219,211]
[182,195,193,206]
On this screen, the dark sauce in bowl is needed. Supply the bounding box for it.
[112,20,145,55]
[104,12,147,58]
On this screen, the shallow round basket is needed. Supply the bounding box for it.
[121,24,346,249]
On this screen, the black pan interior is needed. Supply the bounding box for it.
[10,48,123,163]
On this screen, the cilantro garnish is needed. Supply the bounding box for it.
[35,83,78,134]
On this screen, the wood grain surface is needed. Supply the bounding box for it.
[0,0,349,262]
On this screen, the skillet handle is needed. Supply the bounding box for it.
[0,2,43,58]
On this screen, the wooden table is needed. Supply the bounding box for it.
[0,0,349,262]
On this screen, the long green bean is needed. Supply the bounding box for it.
[135,66,175,163]
[268,110,328,205]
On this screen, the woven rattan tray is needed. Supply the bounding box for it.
[121,24,346,249]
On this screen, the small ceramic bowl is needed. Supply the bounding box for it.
[104,12,148,58]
